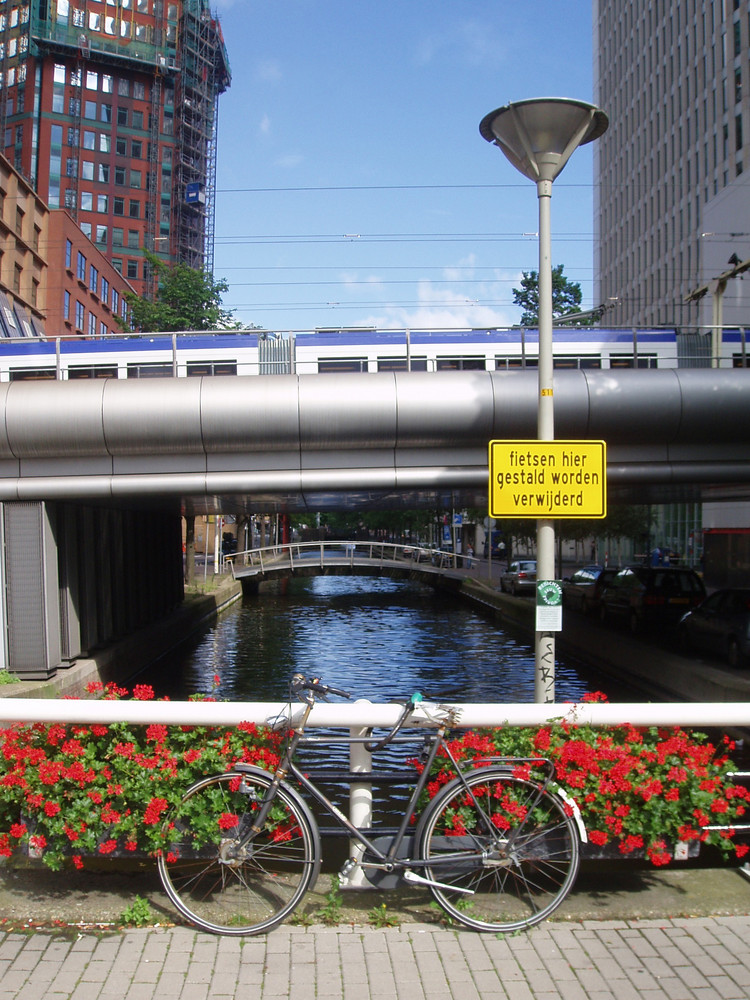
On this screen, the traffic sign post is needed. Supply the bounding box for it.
[489,440,607,519]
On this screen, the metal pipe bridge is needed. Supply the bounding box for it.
[0,367,747,511]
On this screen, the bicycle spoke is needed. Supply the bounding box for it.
[158,772,320,935]
[418,768,579,932]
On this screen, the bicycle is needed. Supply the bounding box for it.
[157,673,585,935]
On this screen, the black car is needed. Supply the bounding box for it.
[562,565,619,615]
[599,565,706,631]
[678,588,750,668]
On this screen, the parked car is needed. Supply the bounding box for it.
[561,565,620,615]
[599,565,706,631]
[500,560,537,596]
[678,588,750,668]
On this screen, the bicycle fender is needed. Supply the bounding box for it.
[553,785,588,844]
[231,764,322,854]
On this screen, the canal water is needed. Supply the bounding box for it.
[145,576,642,704]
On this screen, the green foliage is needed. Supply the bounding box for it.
[0,670,18,686]
[316,875,344,925]
[367,903,400,928]
[512,264,585,326]
[120,895,154,927]
[425,714,750,864]
[121,251,235,332]
[0,680,284,870]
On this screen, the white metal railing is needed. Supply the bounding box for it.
[227,540,462,576]
[0,698,748,729]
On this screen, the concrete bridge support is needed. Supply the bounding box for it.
[0,500,183,679]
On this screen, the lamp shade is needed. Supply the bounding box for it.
[479,98,608,183]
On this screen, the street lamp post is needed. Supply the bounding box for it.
[479,98,608,703]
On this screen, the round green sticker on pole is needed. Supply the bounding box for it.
[536,581,563,631]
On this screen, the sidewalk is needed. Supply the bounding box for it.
[2,916,750,1000]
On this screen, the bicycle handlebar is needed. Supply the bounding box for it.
[291,673,352,702]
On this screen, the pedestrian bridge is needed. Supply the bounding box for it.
[227,540,476,590]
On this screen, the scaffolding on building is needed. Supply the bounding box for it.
[173,0,230,276]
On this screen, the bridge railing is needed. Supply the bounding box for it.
[226,540,461,576]
[1,698,748,867]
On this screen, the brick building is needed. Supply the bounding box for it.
[0,0,230,299]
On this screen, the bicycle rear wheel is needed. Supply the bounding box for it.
[157,770,320,935]
[416,767,579,932]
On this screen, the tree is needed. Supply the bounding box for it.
[512,264,585,326]
[120,251,235,332]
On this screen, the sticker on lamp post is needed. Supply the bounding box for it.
[536,581,563,631]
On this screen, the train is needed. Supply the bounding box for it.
[0,326,745,381]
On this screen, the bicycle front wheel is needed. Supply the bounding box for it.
[157,770,320,935]
[417,767,579,932]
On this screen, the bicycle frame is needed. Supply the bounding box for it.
[234,695,566,884]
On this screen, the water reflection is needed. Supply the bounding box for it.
[147,576,636,704]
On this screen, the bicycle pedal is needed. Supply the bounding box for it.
[402,870,474,894]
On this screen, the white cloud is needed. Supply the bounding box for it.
[255,59,283,83]
[259,113,271,135]
[274,153,304,169]
[359,278,517,331]
[414,19,504,68]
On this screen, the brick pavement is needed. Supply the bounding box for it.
[1,917,750,1000]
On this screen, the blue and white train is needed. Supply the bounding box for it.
[0,326,744,381]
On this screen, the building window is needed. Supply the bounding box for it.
[97,194,108,212]
[115,166,126,185]
[65,239,72,268]
[132,110,144,130]
[98,164,109,183]
[131,140,142,159]
[89,265,98,293]
[63,290,70,320]
[130,170,142,189]
[100,104,112,123]
[126,260,138,279]
[101,277,109,301]
[76,251,86,281]
[95,225,107,245]
[113,197,124,215]
[127,229,139,248]
[83,130,96,150]
[116,137,127,156]
[75,301,85,330]
[129,199,140,218]
[80,191,93,211]
[117,106,128,126]
[112,228,124,246]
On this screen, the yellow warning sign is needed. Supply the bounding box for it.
[489,440,607,519]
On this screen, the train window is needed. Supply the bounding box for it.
[317,358,368,373]
[610,354,658,369]
[186,362,238,377]
[436,357,486,371]
[68,365,117,379]
[733,354,749,368]
[376,357,428,372]
[9,369,56,381]
[495,357,538,369]
[553,356,602,369]
[126,363,174,378]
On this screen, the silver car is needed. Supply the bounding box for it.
[500,560,537,596]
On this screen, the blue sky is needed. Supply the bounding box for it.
[211,1,597,332]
